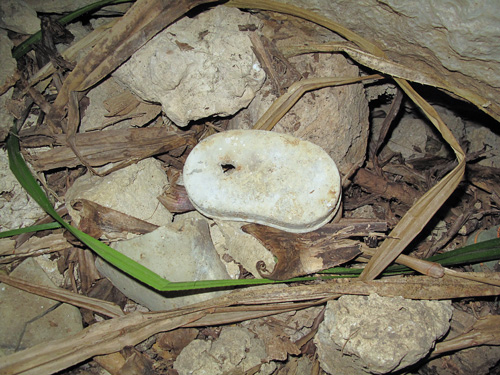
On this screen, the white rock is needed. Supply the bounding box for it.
[0,150,46,231]
[96,217,229,311]
[174,326,276,375]
[315,294,453,374]
[79,77,160,132]
[183,130,342,233]
[65,158,172,229]
[113,7,265,127]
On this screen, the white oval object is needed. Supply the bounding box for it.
[183,130,342,233]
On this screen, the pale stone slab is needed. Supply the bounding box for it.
[65,158,172,230]
[315,294,453,374]
[96,217,230,311]
[183,130,342,233]
[0,258,82,355]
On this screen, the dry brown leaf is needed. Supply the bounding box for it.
[252,75,383,131]
[0,233,72,264]
[284,41,499,122]
[242,223,362,280]
[432,315,500,357]
[1,274,499,374]
[73,199,159,239]
[26,127,195,171]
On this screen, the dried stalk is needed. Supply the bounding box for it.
[252,75,382,131]
[1,273,499,374]
[432,315,500,357]
[0,274,124,318]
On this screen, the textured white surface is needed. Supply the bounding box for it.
[0,150,45,231]
[114,6,265,126]
[183,130,341,233]
[65,158,172,229]
[315,294,453,374]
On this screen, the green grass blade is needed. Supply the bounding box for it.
[7,125,174,289]
[0,222,62,238]
[7,125,340,291]
[320,238,500,275]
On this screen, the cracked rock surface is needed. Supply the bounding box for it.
[315,293,453,374]
[174,326,276,375]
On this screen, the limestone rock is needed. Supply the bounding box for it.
[281,0,500,119]
[0,150,46,231]
[229,53,369,177]
[174,326,276,375]
[315,294,453,374]
[0,258,82,356]
[80,77,161,132]
[65,158,172,229]
[96,217,230,311]
[114,7,265,127]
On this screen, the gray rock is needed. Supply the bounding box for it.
[96,217,230,311]
[280,0,500,118]
[114,6,265,127]
[174,326,276,375]
[466,122,500,168]
[0,30,17,142]
[0,258,82,356]
[0,0,40,34]
[315,294,453,374]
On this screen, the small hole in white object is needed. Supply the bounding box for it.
[221,163,236,174]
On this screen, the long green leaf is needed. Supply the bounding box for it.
[7,124,329,291]
[321,238,500,275]
[0,222,62,238]
[9,123,499,290]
